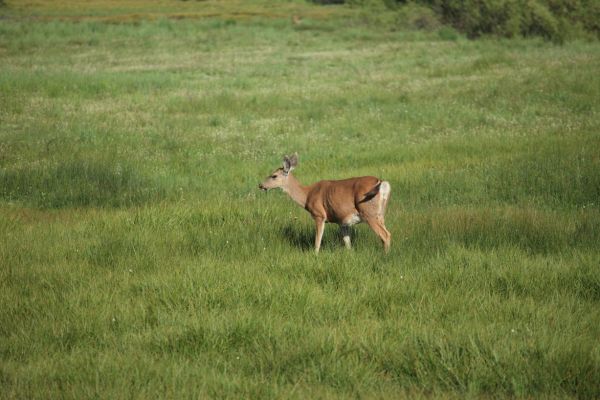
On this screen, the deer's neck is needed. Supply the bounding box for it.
[283,173,308,208]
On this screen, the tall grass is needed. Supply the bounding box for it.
[0,2,599,398]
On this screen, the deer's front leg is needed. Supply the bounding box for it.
[314,217,325,253]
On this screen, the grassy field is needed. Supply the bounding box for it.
[1,1,599,398]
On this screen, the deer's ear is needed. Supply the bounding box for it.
[289,153,298,168]
[282,155,295,174]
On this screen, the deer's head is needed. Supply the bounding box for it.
[258,154,298,191]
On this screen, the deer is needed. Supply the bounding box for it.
[258,154,391,253]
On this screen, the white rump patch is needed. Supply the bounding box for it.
[378,181,391,216]
[379,181,391,201]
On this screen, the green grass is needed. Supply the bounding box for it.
[1,1,599,398]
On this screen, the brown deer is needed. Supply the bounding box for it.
[259,154,391,253]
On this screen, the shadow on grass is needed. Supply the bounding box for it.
[280,223,314,251]
[280,223,361,252]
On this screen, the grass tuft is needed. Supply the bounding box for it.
[0,159,166,208]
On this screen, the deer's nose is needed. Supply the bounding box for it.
[258,183,264,190]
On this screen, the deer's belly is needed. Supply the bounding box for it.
[341,213,362,226]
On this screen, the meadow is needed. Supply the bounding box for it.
[1,1,599,398]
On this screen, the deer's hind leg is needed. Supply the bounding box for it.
[365,217,391,253]
[340,225,352,250]
[359,188,392,253]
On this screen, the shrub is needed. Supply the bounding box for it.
[310,0,600,41]
[421,0,599,41]
[395,2,442,31]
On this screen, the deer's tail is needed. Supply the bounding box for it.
[359,180,391,210]
[360,181,382,203]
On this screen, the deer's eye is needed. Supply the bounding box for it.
[271,175,277,179]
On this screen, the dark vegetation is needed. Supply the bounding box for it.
[313,0,600,41]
